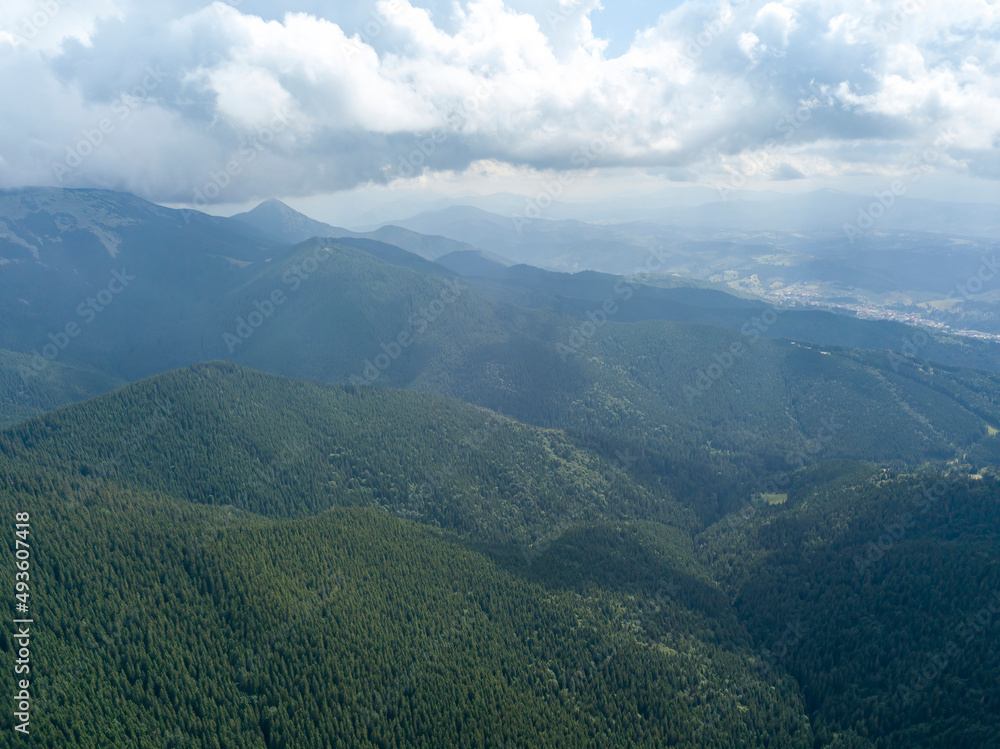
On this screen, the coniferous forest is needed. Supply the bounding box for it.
[1,360,997,747]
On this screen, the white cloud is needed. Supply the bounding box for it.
[0,0,124,52]
[0,0,997,204]
[754,2,797,49]
[738,31,763,60]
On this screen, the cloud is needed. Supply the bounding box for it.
[771,163,806,180]
[0,0,124,52]
[0,0,997,205]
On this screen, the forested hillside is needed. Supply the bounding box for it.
[2,363,996,747]
[124,240,998,526]
[0,362,691,540]
[0,364,818,747]
[0,349,122,429]
[698,462,1000,747]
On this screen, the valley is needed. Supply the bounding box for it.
[1,187,998,747]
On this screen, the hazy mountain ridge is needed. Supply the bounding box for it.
[231,198,485,260]
[383,188,1000,239]
[0,348,124,428]
[384,198,1000,339]
[3,188,1000,511]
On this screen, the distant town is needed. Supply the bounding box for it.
[721,275,1000,344]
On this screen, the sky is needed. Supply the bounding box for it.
[1,0,998,225]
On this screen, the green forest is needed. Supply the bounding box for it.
[0,363,997,747]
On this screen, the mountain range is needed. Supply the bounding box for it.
[3,188,1000,511]
[1,186,999,746]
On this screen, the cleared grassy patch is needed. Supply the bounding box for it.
[760,493,789,505]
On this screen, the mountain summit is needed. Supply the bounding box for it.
[230,199,350,245]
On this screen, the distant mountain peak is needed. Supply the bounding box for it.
[231,199,348,245]
[250,198,304,216]
[244,198,310,222]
